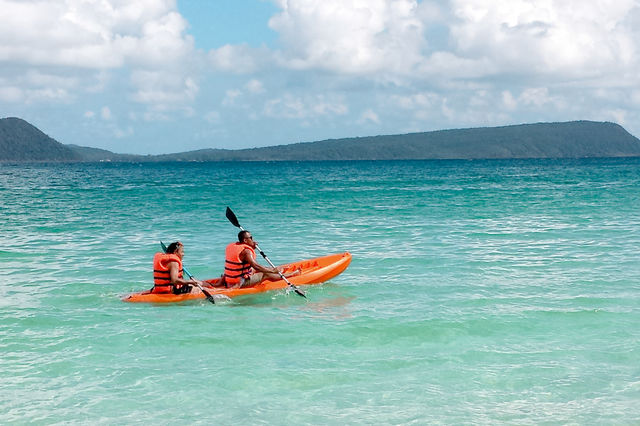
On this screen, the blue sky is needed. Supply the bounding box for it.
[2,0,640,154]
[178,1,279,49]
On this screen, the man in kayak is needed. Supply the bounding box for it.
[152,241,203,294]
[222,230,299,288]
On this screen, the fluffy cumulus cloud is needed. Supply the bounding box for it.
[3,0,640,153]
[0,0,197,107]
[260,0,640,131]
[205,0,640,135]
[260,0,640,86]
[208,44,272,74]
[268,0,425,76]
[446,0,639,79]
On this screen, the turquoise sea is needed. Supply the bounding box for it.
[1,159,639,424]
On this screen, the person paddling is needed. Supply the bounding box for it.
[221,230,299,288]
[152,241,203,294]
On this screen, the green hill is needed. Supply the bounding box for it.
[2,117,640,162]
[65,144,146,162]
[162,121,640,161]
[0,117,80,162]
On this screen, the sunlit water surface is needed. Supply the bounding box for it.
[1,159,639,424]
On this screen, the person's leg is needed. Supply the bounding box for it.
[203,275,226,288]
[242,272,265,287]
[281,268,301,278]
[241,268,302,287]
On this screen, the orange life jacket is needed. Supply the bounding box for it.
[152,252,183,293]
[224,242,255,285]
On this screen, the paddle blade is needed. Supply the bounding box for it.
[199,285,216,305]
[160,241,168,253]
[226,206,241,228]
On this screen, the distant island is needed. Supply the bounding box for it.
[2,116,640,162]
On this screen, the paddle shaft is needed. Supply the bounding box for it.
[160,241,215,304]
[242,227,306,298]
[225,207,306,298]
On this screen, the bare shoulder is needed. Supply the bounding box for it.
[241,247,255,260]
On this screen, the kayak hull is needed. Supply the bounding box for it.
[122,252,351,304]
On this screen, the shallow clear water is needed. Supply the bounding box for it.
[1,159,639,424]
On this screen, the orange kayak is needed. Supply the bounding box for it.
[122,252,352,303]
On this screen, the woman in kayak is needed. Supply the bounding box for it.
[222,230,299,288]
[152,241,203,294]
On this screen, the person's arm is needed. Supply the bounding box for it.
[242,249,279,274]
[169,261,201,285]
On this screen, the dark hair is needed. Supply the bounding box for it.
[238,230,251,242]
[166,241,183,254]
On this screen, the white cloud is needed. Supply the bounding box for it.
[392,92,440,110]
[208,44,270,73]
[519,87,552,108]
[245,79,265,94]
[602,108,627,127]
[358,109,380,124]
[499,87,557,111]
[0,0,193,69]
[269,0,425,75]
[222,89,242,106]
[130,71,199,104]
[502,91,517,110]
[263,94,348,119]
[259,0,640,90]
[4,0,640,153]
[114,125,134,139]
[0,0,197,112]
[447,0,640,79]
[28,88,71,103]
[0,85,22,102]
[219,81,265,109]
[101,106,112,120]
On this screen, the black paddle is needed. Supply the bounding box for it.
[225,207,307,299]
[160,241,216,304]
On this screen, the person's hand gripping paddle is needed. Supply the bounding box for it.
[225,207,306,299]
[160,241,216,304]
